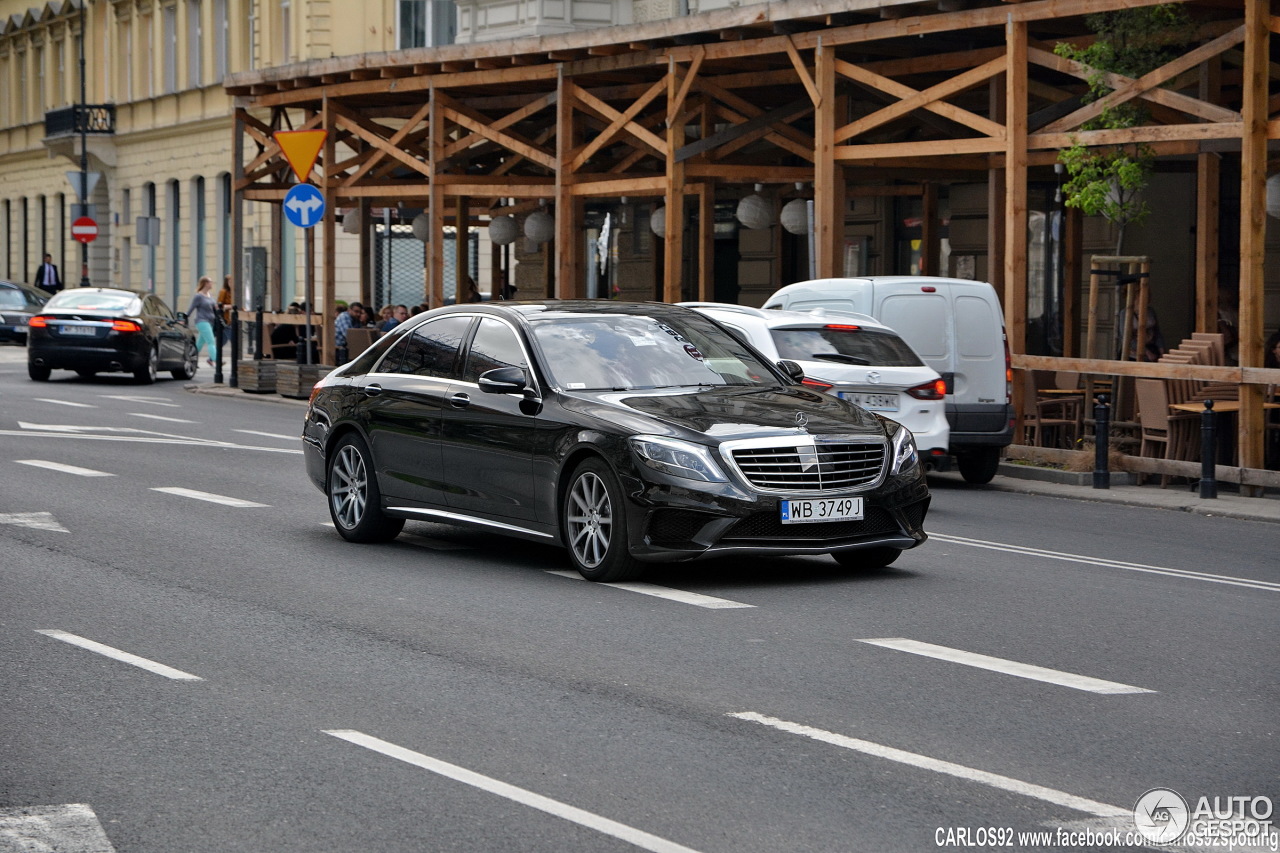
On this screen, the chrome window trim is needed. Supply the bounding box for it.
[717,433,889,495]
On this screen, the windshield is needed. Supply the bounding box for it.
[0,289,33,310]
[529,312,776,391]
[770,326,923,367]
[46,290,142,314]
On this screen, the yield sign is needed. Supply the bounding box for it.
[72,217,99,243]
[273,129,327,183]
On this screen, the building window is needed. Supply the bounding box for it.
[399,0,456,49]
[145,182,157,291]
[17,49,27,124]
[167,179,181,305]
[193,177,206,276]
[280,0,291,64]
[163,5,177,93]
[121,188,132,289]
[53,38,65,108]
[218,173,231,280]
[212,0,228,80]
[34,45,44,111]
[142,13,154,98]
[187,0,203,87]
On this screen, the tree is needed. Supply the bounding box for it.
[1054,6,1195,254]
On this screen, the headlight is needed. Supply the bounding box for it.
[889,425,919,475]
[630,436,728,483]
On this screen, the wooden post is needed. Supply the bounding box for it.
[1238,0,1268,490]
[456,195,470,299]
[1196,56,1221,336]
[1062,206,1081,357]
[1003,18,1028,355]
[697,182,715,301]
[232,110,245,311]
[427,85,444,309]
[987,76,1005,295]
[664,56,685,303]
[814,39,841,279]
[321,95,336,367]
[1085,265,1101,360]
[555,70,579,298]
[921,182,938,276]
[358,199,371,309]
[269,204,283,311]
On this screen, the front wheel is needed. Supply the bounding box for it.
[562,458,643,582]
[134,345,158,384]
[327,433,404,543]
[832,547,901,570]
[956,447,1001,484]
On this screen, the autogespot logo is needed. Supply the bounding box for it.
[1135,788,1191,843]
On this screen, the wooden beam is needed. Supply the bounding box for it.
[814,40,840,278]
[428,87,444,310]
[678,99,814,162]
[836,55,1006,142]
[321,95,337,366]
[665,57,686,304]
[835,137,1005,160]
[571,77,666,172]
[556,69,580,298]
[1030,123,1245,150]
[1004,18,1028,356]
[833,57,1006,140]
[667,46,704,124]
[569,82,668,159]
[698,180,715,301]
[784,35,821,107]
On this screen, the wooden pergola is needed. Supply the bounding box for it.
[226,0,1280,489]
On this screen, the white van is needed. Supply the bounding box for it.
[763,276,1013,483]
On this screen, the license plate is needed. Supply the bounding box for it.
[61,324,97,336]
[780,496,864,524]
[839,392,899,412]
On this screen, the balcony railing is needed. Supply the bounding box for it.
[44,104,116,138]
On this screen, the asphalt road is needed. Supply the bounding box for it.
[0,349,1275,853]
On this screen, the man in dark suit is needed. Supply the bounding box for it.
[32,253,62,296]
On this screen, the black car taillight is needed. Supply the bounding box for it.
[28,315,49,328]
[906,379,946,400]
[111,319,143,333]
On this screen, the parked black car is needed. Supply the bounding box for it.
[303,301,930,582]
[0,280,49,344]
[27,287,199,383]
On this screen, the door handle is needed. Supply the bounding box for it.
[364,383,383,397]
[448,392,471,408]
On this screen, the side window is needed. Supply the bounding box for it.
[463,318,527,382]
[395,316,471,378]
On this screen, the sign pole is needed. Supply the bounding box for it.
[78,0,89,287]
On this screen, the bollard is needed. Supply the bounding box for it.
[1092,393,1111,489]
[1199,399,1218,499]
[213,311,225,384]
[254,305,264,361]
[229,307,240,389]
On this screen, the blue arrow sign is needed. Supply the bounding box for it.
[284,183,325,229]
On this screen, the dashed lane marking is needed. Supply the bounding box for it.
[100,394,181,408]
[545,570,755,609]
[234,429,299,441]
[15,459,114,477]
[33,397,96,408]
[324,730,703,853]
[151,487,269,508]
[129,413,197,424]
[0,803,117,852]
[35,630,203,681]
[729,712,1130,819]
[857,638,1155,694]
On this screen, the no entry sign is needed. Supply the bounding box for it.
[72,216,98,244]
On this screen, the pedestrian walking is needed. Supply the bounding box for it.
[32,253,62,296]
[188,276,219,367]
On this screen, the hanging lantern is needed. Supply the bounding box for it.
[1267,175,1280,219]
[489,214,518,246]
[649,205,666,238]
[411,212,431,242]
[780,198,809,235]
[341,208,361,234]
[524,210,555,244]
[736,193,774,230]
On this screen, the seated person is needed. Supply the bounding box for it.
[270,306,302,359]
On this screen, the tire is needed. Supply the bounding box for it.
[832,547,901,570]
[28,363,51,382]
[171,343,198,380]
[75,368,97,379]
[134,345,158,384]
[957,447,1001,484]
[561,457,644,582]
[327,433,404,543]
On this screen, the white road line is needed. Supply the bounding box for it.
[857,638,1154,695]
[35,630,203,681]
[4,427,304,454]
[0,803,118,853]
[729,712,1130,819]
[545,570,755,609]
[151,487,269,508]
[324,730,703,853]
[129,413,196,424]
[930,532,1280,593]
[234,429,298,441]
[100,394,181,408]
[34,397,96,408]
[15,459,114,477]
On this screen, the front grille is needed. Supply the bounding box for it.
[722,506,900,542]
[730,440,886,492]
[902,498,929,531]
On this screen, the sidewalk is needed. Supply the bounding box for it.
[5,343,1277,524]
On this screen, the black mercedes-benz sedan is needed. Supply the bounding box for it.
[303,301,929,582]
[27,287,199,383]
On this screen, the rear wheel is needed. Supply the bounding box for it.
[327,433,404,543]
[832,547,901,570]
[956,447,1001,484]
[171,343,198,380]
[562,458,643,582]
[134,345,158,384]
[28,363,50,382]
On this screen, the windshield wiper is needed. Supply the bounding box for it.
[811,353,871,365]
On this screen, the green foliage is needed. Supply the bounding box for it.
[1053,5,1194,252]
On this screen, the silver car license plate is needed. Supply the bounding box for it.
[840,391,899,412]
[780,496,864,524]
[61,325,97,336]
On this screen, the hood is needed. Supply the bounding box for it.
[560,384,885,443]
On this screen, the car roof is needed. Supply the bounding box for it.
[679,301,892,333]
[425,299,705,322]
[773,275,996,293]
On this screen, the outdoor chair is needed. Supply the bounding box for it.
[1134,377,1199,487]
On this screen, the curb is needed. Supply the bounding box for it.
[185,383,309,406]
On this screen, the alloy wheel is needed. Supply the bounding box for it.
[567,471,613,568]
[329,444,368,530]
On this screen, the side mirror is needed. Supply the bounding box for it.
[777,359,805,384]
[478,366,528,394]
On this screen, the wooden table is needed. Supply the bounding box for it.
[1169,401,1279,414]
